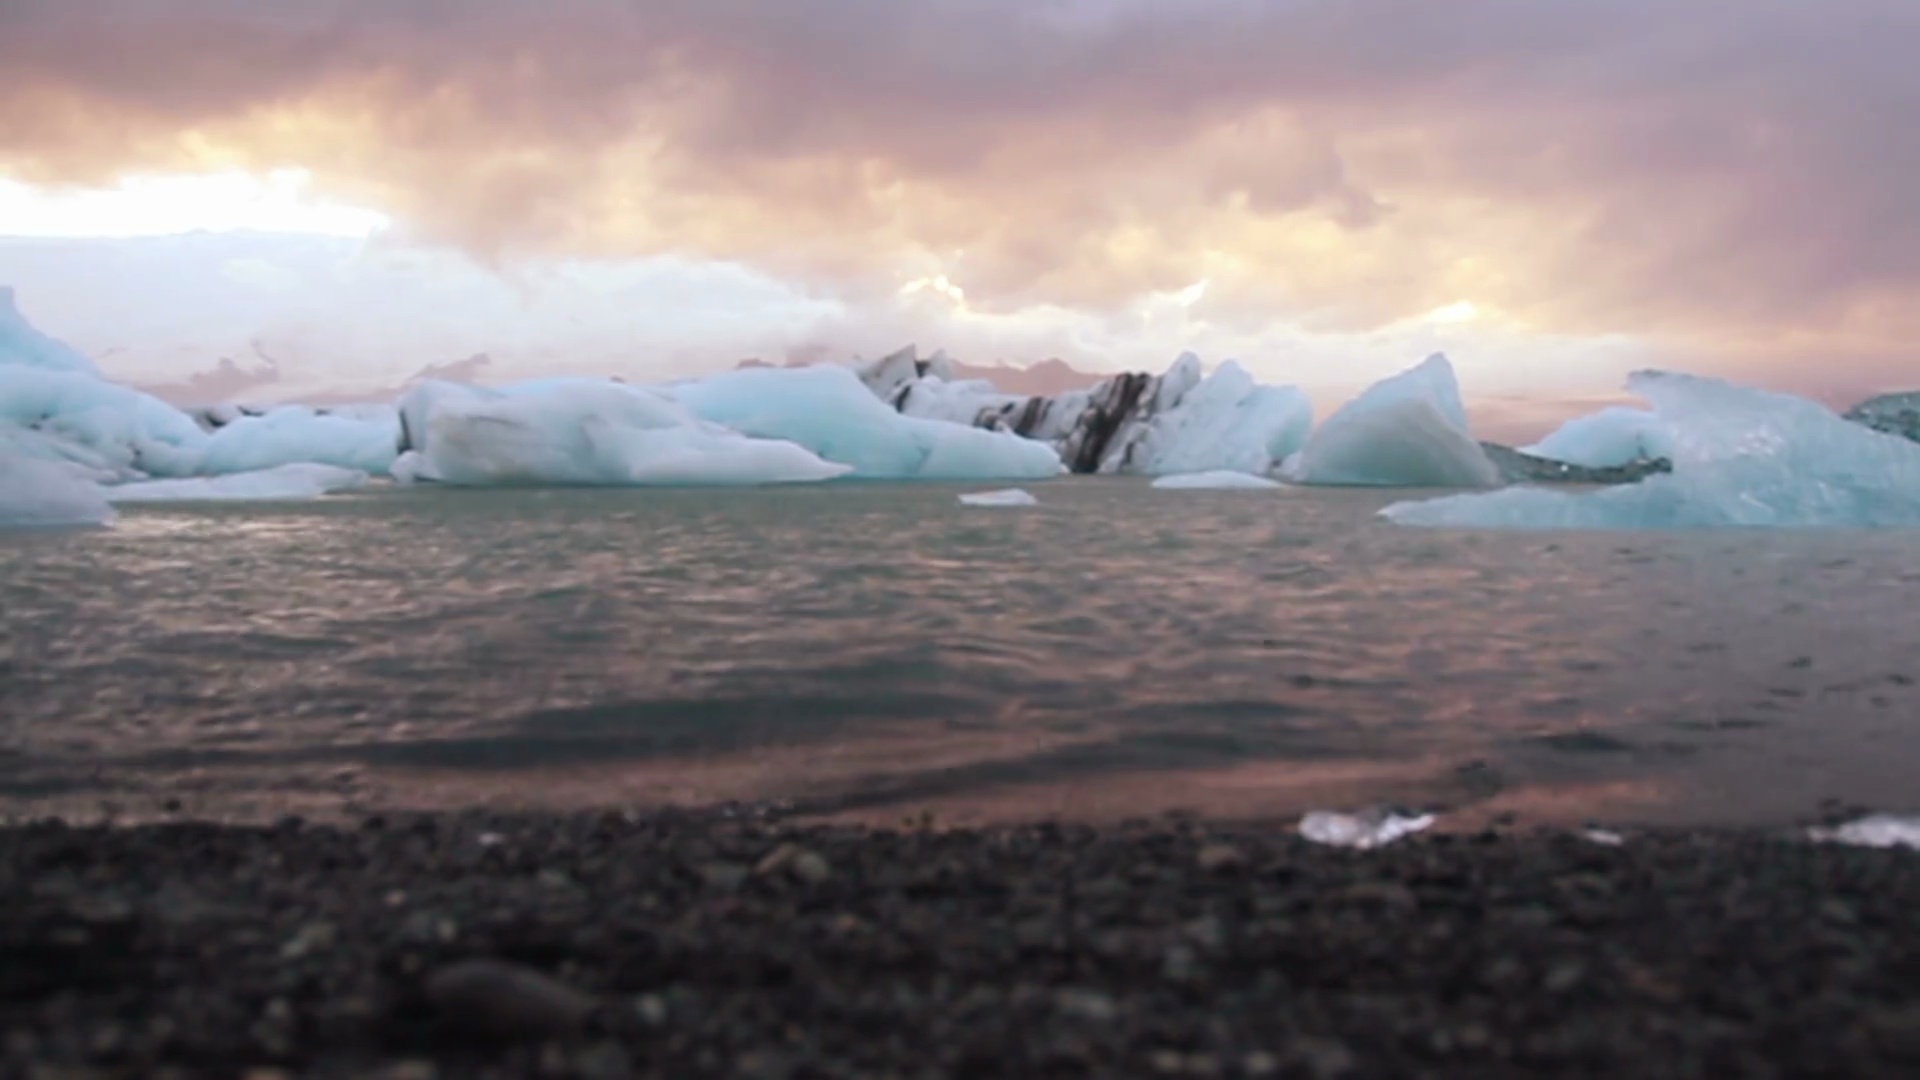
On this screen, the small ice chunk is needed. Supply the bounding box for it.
[106,463,370,503]
[1581,828,1627,847]
[1151,470,1283,491]
[958,488,1038,507]
[1298,809,1436,849]
[1807,814,1920,850]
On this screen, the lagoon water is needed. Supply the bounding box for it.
[2,479,1917,828]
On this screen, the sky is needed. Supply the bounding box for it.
[2,0,1917,439]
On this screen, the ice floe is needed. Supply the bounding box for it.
[1150,470,1284,490]
[958,488,1038,507]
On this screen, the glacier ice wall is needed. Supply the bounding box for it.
[1282,354,1500,488]
[1521,406,1674,469]
[1384,371,1920,528]
[673,365,1064,480]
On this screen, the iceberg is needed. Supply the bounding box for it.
[0,286,101,376]
[1112,359,1313,477]
[1282,354,1500,488]
[1151,470,1283,491]
[105,463,371,503]
[958,488,1038,507]
[1384,371,1920,529]
[673,365,1064,481]
[395,377,851,487]
[0,453,115,528]
[0,367,210,479]
[199,405,402,476]
[1522,406,1674,469]
[890,353,1311,478]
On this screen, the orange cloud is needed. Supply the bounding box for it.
[3,0,1919,362]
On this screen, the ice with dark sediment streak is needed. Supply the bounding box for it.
[892,353,1312,478]
[1281,354,1501,488]
[1384,371,1920,529]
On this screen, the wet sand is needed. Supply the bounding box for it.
[4,809,1918,1078]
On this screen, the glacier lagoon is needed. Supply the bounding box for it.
[4,478,1917,830]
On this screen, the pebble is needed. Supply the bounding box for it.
[422,959,597,1041]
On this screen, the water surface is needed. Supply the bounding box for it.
[3,479,1916,827]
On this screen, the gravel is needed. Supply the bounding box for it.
[2,810,1917,1078]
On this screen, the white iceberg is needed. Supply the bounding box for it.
[1282,354,1500,488]
[396,377,850,487]
[1298,809,1436,850]
[200,405,402,476]
[673,365,1064,481]
[1151,470,1283,490]
[1384,371,1920,529]
[105,463,371,503]
[0,367,210,479]
[1522,406,1674,469]
[958,488,1038,507]
[1807,814,1920,850]
[0,453,115,528]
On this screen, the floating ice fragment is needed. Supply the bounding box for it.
[958,488,1038,507]
[1581,828,1627,847]
[1807,814,1920,850]
[1298,809,1436,849]
[1151,470,1283,491]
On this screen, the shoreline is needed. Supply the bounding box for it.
[5,810,1918,1077]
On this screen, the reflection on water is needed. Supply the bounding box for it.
[2,479,1918,827]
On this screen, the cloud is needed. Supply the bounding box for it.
[2,0,1918,363]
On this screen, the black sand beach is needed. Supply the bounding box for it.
[4,810,1918,1078]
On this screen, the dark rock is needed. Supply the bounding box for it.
[421,959,596,1042]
